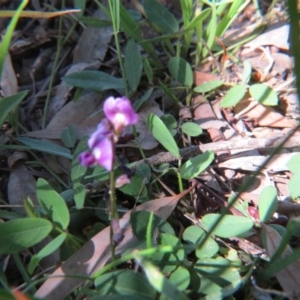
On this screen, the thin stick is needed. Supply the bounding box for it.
[133,132,300,166]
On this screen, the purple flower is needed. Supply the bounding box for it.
[103,96,138,133]
[78,96,138,172]
[78,119,114,171]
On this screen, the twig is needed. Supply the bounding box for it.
[134,132,300,166]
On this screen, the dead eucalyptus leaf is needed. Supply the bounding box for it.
[35,188,192,300]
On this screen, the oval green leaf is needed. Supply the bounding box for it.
[0,218,52,254]
[259,185,278,222]
[249,83,278,106]
[62,71,124,92]
[143,0,179,34]
[182,122,203,137]
[286,153,300,174]
[220,84,246,108]
[124,39,142,92]
[147,113,180,158]
[202,214,254,238]
[180,151,214,179]
[169,267,190,291]
[168,57,193,87]
[37,178,70,230]
[95,269,156,299]
[182,225,219,258]
[60,124,77,148]
[194,80,224,93]
[288,172,300,199]
[28,232,67,274]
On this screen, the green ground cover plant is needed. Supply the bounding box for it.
[0,0,300,299]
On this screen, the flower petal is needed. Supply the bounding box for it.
[78,151,96,167]
[103,96,138,133]
[92,137,114,171]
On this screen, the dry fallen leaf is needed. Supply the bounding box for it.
[262,224,300,300]
[8,163,38,214]
[73,8,112,64]
[244,22,290,51]
[234,99,298,128]
[0,54,18,97]
[35,188,192,300]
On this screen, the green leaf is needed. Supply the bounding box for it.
[143,0,179,34]
[194,80,224,93]
[94,269,156,299]
[180,151,214,180]
[135,163,152,184]
[195,257,241,297]
[249,83,278,106]
[220,84,246,108]
[130,211,175,241]
[169,267,190,291]
[182,225,219,258]
[184,8,211,31]
[0,91,28,129]
[124,39,143,92]
[17,137,72,159]
[147,114,180,158]
[152,233,185,273]
[118,174,147,201]
[242,60,252,84]
[62,71,124,92]
[134,88,153,112]
[168,57,193,87]
[259,186,278,222]
[0,218,52,254]
[286,153,300,174]
[182,122,203,137]
[73,182,86,210]
[160,114,177,129]
[134,254,189,300]
[142,57,153,85]
[36,178,70,230]
[71,136,88,184]
[202,214,254,238]
[28,233,67,274]
[288,172,300,199]
[60,124,77,148]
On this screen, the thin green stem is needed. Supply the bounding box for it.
[13,253,36,294]
[108,0,129,96]
[177,159,183,193]
[42,2,64,128]
[109,141,118,261]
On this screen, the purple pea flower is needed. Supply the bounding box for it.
[79,119,114,171]
[103,96,138,133]
[78,96,138,172]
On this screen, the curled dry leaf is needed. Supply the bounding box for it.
[262,224,300,300]
[35,188,192,300]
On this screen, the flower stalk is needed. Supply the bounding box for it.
[79,96,138,259]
